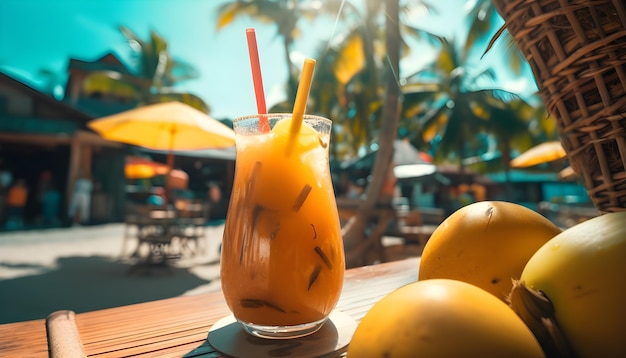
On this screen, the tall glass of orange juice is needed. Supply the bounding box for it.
[220,113,345,339]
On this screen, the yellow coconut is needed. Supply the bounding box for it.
[419,201,561,301]
[346,279,544,357]
[515,212,626,358]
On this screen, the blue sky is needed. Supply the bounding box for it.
[0,0,535,119]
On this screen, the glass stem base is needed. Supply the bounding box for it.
[238,316,328,339]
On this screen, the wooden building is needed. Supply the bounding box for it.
[0,71,127,228]
[1,51,237,229]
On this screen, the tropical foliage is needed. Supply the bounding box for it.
[81,26,210,112]
[464,0,527,75]
[216,0,361,103]
[306,0,438,160]
[398,3,555,175]
[216,0,438,161]
[341,0,405,267]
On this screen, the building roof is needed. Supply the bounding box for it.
[0,71,93,122]
[67,52,132,75]
[486,169,562,183]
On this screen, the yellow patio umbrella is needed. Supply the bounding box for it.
[88,101,235,168]
[125,156,170,179]
[559,165,578,180]
[510,141,567,168]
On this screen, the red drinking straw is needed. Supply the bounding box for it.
[245,28,270,132]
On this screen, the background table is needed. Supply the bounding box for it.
[0,257,420,357]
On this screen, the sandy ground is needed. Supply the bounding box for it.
[0,222,421,325]
[0,222,226,324]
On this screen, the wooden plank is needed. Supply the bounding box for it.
[77,294,230,356]
[0,257,420,357]
[0,319,49,357]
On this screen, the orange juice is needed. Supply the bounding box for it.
[220,114,345,338]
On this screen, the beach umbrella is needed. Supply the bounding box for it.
[88,101,235,168]
[392,140,439,182]
[393,163,437,179]
[559,166,578,180]
[340,140,432,172]
[125,156,170,179]
[510,141,567,168]
[393,139,433,165]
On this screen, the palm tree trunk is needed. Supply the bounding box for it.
[342,0,400,268]
[502,139,514,201]
[361,0,380,130]
[283,36,298,102]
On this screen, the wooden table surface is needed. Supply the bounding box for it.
[0,257,420,357]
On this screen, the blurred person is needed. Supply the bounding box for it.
[207,182,227,219]
[165,169,189,209]
[5,178,28,229]
[208,182,222,204]
[0,166,13,226]
[68,170,93,225]
[41,182,61,226]
[36,170,53,224]
[0,167,12,188]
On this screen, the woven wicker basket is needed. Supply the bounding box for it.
[492,0,626,213]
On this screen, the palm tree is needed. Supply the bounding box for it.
[307,24,380,160]
[217,0,436,158]
[339,0,403,267]
[214,0,432,266]
[400,32,538,174]
[33,69,65,100]
[216,0,361,102]
[397,1,560,195]
[302,1,438,163]
[80,26,210,112]
[464,0,527,75]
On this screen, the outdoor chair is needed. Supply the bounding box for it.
[171,200,210,257]
[391,207,445,249]
[121,203,181,273]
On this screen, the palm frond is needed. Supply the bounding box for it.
[215,3,242,30]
